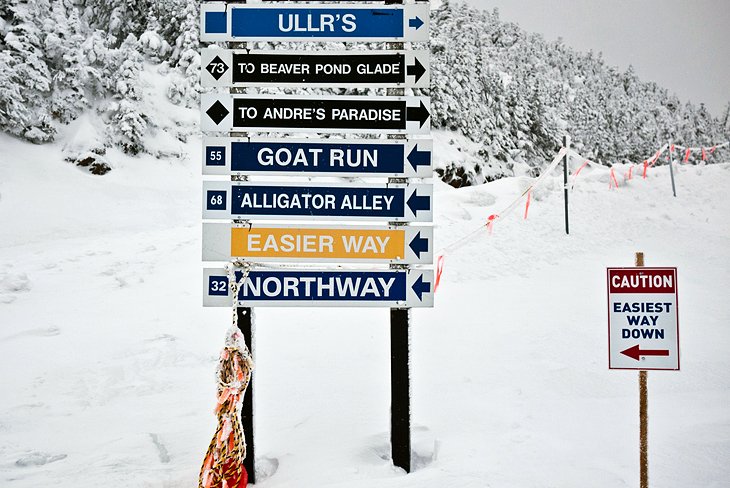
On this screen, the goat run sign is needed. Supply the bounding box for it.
[607,267,680,371]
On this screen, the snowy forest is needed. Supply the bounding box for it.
[1,0,728,184]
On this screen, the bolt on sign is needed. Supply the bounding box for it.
[607,268,680,370]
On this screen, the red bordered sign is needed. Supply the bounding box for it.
[607,267,680,371]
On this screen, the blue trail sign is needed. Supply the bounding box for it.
[200,3,430,43]
[203,268,435,308]
[202,181,433,223]
[202,137,433,178]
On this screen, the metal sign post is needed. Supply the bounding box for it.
[385,0,411,470]
[668,142,677,197]
[563,134,570,235]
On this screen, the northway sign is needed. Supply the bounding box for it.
[203,268,434,308]
[202,49,430,88]
[202,137,432,178]
[203,181,433,222]
[201,94,431,134]
[607,267,680,370]
[200,3,430,43]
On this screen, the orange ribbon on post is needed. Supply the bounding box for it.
[434,254,446,292]
[609,168,620,189]
[486,214,499,235]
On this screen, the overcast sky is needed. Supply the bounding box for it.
[463,0,730,117]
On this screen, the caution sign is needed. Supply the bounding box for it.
[607,268,680,370]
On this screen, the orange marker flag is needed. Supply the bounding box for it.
[434,254,446,292]
[486,214,499,235]
[609,168,620,189]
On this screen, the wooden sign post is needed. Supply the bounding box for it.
[608,252,681,488]
[636,252,648,488]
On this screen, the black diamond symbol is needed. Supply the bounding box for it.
[206,56,229,80]
[206,101,229,125]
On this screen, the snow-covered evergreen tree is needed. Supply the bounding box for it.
[166,0,200,107]
[1,0,54,142]
[0,0,726,178]
[79,0,149,47]
[44,0,88,124]
[106,34,147,155]
[139,12,170,63]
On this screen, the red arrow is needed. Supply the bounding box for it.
[621,345,670,361]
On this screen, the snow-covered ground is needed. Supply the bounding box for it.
[1,132,729,487]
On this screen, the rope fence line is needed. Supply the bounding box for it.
[432,139,729,291]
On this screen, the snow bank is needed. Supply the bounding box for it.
[1,136,729,487]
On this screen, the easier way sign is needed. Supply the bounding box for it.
[202,137,432,178]
[201,94,431,134]
[607,267,680,370]
[200,3,430,43]
[203,181,433,223]
[203,223,433,264]
[202,49,430,88]
[203,268,434,308]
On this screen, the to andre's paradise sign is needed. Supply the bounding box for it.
[607,268,680,370]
